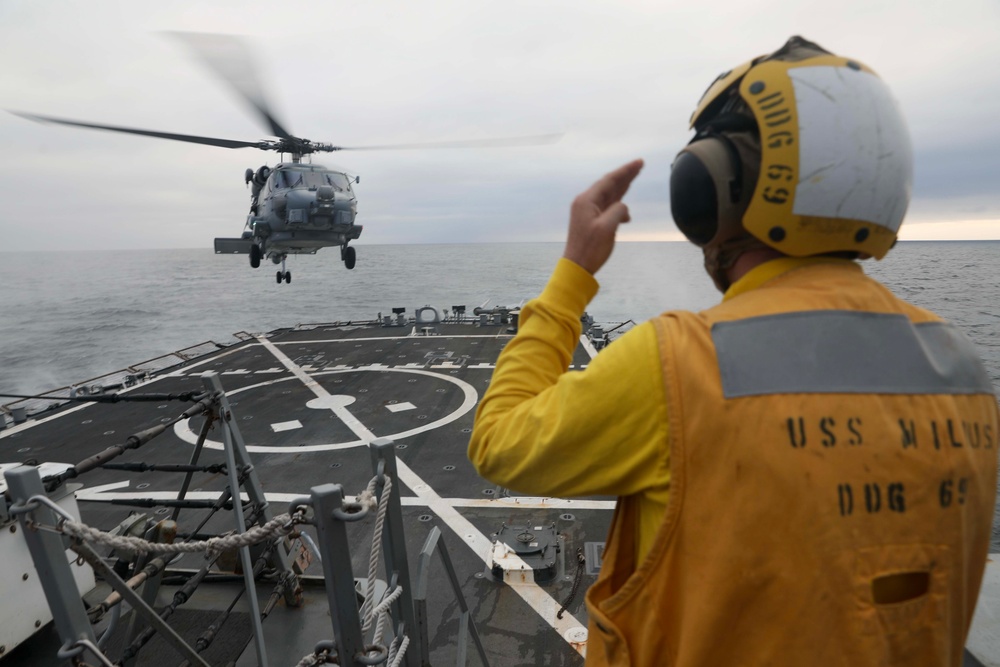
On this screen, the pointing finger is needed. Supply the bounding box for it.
[587,159,644,210]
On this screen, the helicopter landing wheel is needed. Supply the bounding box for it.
[276,271,283,284]
[250,244,261,268]
[344,245,356,270]
[284,271,291,284]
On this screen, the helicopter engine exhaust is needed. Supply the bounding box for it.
[253,166,270,186]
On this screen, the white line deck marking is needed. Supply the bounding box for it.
[580,334,600,359]
[270,420,303,433]
[396,463,587,655]
[75,485,617,511]
[385,402,416,413]
[255,335,586,657]
[12,331,588,655]
[176,362,508,377]
[271,334,515,345]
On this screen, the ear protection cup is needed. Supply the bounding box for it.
[670,150,718,246]
[670,131,748,247]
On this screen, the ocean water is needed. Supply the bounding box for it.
[2,241,999,545]
[2,241,998,396]
[0,242,712,396]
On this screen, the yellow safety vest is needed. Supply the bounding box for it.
[585,262,999,666]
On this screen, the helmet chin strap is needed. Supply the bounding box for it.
[703,234,769,293]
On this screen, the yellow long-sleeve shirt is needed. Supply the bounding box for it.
[468,255,839,561]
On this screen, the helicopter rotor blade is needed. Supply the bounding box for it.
[319,133,564,152]
[10,111,263,150]
[164,31,294,140]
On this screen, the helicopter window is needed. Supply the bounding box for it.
[274,169,349,190]
[325,173,351,191]
[302,172,328,188]
[278,171,305,188]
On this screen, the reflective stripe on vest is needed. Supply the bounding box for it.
[712,311,994,397]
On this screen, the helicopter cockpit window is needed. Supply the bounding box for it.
[277,170,305,188]
[274,169,350,190]
[325,173,351,191]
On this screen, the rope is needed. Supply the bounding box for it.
[557,548,586,619]
[59,512,303,556]
[371,585,403,651]
[359,475,392,633]
[388,636,410,667]
[299,473,402,667]
[56,470,403,667]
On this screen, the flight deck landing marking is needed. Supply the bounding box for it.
[25,333,586,656]
[260,335,587,655]
[172,339,478,453]
[270,420,303,433]
[305,395,355,409]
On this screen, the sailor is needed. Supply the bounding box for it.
[468,36,999,666]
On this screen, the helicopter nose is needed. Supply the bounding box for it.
[332,191,354,209]
[310,189,353,213]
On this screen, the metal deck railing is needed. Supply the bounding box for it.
[2,373,489,666]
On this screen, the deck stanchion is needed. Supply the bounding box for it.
[369,438,421,667]
[202,372,302,609]
[212,376,270,667]
[4,466,99,658]
[414,527,491,667]
[170,410,215,522]
[310,483,367,664]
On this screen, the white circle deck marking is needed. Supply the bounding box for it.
[306,395,355,410]
[173,368,478,453]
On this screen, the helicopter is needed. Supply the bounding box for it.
[12,33,558,284]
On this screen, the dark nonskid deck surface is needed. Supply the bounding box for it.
[0,319,609,665]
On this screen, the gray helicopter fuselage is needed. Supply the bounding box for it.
[248,163,361,257]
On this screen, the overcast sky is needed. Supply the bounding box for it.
[2,0,998,252]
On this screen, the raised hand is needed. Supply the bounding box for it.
[562,159,644,275]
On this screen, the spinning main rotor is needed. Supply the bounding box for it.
[12,32,559,162]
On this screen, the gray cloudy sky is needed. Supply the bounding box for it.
[2,0,999,251]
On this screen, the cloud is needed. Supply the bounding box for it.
[2,0,999,251]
